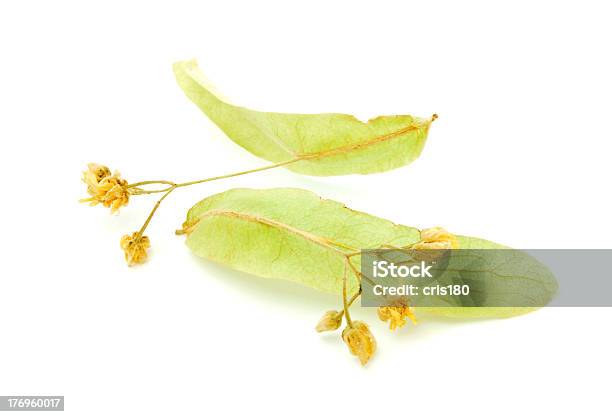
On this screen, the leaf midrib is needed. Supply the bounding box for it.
[297,121,429,161]
[194,209,353,255]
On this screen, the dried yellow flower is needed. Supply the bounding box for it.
[80,163,130,213]
[86,163,112,185]
[342,321,376,366]
[120,232,151,266]
[315,310,343,332]
[378,305,417,331]
[413,226,459,250]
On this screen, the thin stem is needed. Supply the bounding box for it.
[342,259,353,328]
[132,187,175,195]
[174,157,303,188]
[125,157,305,238]
[128,180,176,189]
[137,186,177,237]
[126,157,303,196]
[347,289,361,308]
[346,256,378,288]
[335,288,361,322]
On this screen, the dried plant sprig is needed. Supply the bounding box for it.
[75,61,444,363]
[77,60,559,367]
[312,257,377,364]
[181,188,555,365]
[81,158,308,265]
[81,174,559,365]
[80,110,439,265]
[312,228,452,364]
[339,258,377,365]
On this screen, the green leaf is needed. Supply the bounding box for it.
[180,188,557,319]
[180,187,420,295]
[174,60,435,176]
[405,237,558,319]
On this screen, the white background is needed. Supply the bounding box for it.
[1,1,611,416]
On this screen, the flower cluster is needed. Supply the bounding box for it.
[316,309,377,365]
[80,163,130,213]
[120,232,151,266]
[315,227,460,365]
[377,304,417,331]
[81,163,152,266]
[413,226,459,250]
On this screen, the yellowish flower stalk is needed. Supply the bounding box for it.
[318,228,459,364]
[80,159,303,266]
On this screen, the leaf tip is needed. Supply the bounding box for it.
[173,58,197,71]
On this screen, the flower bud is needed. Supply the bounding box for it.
[342,321,376,365]
[414,226,459,249]
[315,310,342,332]
[412,226,459,261]
[88,163,112,183]
[120,232,151,266]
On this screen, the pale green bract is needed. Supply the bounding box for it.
[174,60,434,176]
[180,188,557,319]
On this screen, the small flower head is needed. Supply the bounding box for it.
[80,163,130,213]
[120,232,151,266]
[342,321,376,366]
[316,310,343,332]
[411,226,459,261]
[85,163,112,185]
[378,304,417,331]
[413,226,459,250]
